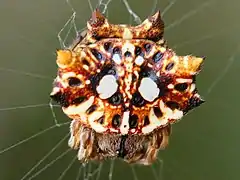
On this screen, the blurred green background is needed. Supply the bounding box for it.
[0,0,240,180]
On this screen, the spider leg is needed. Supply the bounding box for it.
[69,120,96,162]
[136,124,171,165]
[78,126,95,162]
[68,119,82,149]
[159,124,171,150]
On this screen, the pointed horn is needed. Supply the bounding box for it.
[184,94,205,114]
[87,9,112,39]
[149,11,164,29]
[56,49,74,68]
[170,55,204,76]
[87,9,107,30]
[136,10,164,41]
[188,56,204,75]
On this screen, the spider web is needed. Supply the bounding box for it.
[0,0,239,179]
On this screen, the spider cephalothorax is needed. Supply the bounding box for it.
[50,10,204,165]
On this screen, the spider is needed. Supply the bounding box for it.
[50,10,204,165]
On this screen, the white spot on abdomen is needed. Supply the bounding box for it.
[138,77,159,102]
[120,111,130,135]
[112,54,121,64]
[135,56,144,66]
[96,75,118,99]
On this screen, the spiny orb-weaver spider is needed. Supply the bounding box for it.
[50,10,204,165]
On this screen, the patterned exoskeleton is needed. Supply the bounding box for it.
[50,10,204,165]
